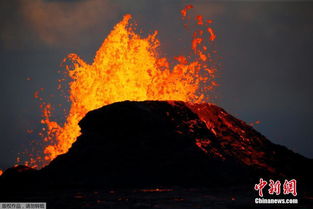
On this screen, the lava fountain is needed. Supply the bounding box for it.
[23,5,218,168]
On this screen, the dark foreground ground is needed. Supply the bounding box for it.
[1,186,313,209]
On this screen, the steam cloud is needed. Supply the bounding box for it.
[1,0,120,48]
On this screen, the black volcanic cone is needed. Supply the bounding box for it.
[41,101,251,187]
[1,101,312,188]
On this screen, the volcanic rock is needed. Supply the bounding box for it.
[1,101,312,189]
[0,165,38,186]
[41,101,251,187]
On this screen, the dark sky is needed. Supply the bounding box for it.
[1,0,313,170]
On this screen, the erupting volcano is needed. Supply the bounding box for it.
[2,2,313,208]
[1,6,313,209]
[22,6,219,168]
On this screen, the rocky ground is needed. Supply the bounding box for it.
[2,186,313,209]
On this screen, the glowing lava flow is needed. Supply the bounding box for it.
[24,6,218,167]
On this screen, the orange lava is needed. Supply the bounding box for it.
[181,5,193,18]
[139,188,174,192]
[24,6,218,167]
[0,169,3,176]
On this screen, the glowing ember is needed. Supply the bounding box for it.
[24,6,218,167]
[249,120,261,126]
[0,169,3,176]
[139,188,174,192]
[181,5,193,18]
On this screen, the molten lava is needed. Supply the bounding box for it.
[25,6,218,167]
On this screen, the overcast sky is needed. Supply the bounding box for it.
[1,0,313,169]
